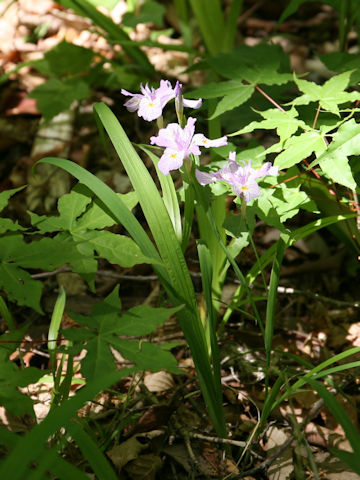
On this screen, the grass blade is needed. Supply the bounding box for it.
[0,369,135,479]
[48,286,66,375]
[68,420,118,480]
[264,236,286,393]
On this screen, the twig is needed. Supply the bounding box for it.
[271,285,360,309]
[31,268,202,281]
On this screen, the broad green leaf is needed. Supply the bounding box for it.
[190,80,248,99]
[311,119,358,189]
[231,107,307,144]
[66,288,180,379]
[318,52,360,84]
[110,338,179,372]
[274,130,326,169]
[207,44,292,86]
[256,182,313,223]
[57,184,93,230]
[210,85,254,118]
[33,41,94,77]
[189,80,254,117]
[0,219,25,234]
[30,185,138,234]
[0,263,43,312]
[278,0,342,24]
[291,71,360,116]
[0,186,25,212]
[74,192,138,232]
[77,230,153,267]
[117,305,182,336]
[29,77,90,120]
[122,0,166,27]
[4,234,83,271]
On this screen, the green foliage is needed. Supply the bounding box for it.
[0,326,45,416]
[30,184,151,285]
[29,77,90,120]
[291,71,360,116]
[311,119,359,189]
[63,287,181,380]
[122,0,166,27]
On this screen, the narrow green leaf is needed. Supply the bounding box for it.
[265,237,286,372]
[67,421,118,480]
[48,287,66,372]
[189,0,225,55]
[0,369,135,479]
[307,378,360,457]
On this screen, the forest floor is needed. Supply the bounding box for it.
[0,1,360,479]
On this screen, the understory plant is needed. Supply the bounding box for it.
[1,1,360,477]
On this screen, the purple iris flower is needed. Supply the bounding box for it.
[150,117,227,175]
[121,80,175,121]
[196,151,278,202]
[121,80,202,121]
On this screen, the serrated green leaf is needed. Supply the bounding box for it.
[207,44,292,85]
[74,192,138,232]
[4,235,82,271]
[69,288,180,379]
[29,211,65,233]
[278,0,342,24]
[33,40,94,77]
[210,85,254,119]
[311,119,358,189]
[0,264,43,312]
[29,77,90,120]
[110,338,179,372]
[122,0,166,27]
[190,80,253,99]
[0,186,25,212]
[77,230,153,267]
[81,336,117,380]
[116,305,182,336]
[274,130,326,169]
[292,71,360,116]
[318,52,360,84]
[0,219,25,234]
[58,184,93,230]
[231,107,307,144]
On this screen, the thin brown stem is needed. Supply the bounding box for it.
[312,102,321,129]
[255,84,286,113]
